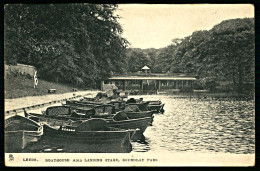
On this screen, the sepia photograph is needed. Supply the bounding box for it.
[4,4,255,166]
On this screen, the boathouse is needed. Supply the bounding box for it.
[102,66,197,94]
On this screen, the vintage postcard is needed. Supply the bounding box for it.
[4,4,255,166]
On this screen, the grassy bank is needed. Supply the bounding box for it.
[5,75,83,99]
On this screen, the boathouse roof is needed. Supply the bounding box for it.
[109,72,197,81]
[141,66,150,70]
[109,76,196,81]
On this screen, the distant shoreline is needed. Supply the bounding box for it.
[129,92,254,100]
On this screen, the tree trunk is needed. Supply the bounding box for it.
[232,69,236,84]
[56,76,59,84]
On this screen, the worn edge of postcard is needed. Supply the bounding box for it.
[4,4,255,167]
[5,153,255,167]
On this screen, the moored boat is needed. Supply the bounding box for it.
[127,98,165,114]
[123,104,154,124]
[5,115,43,152]
[125,111,154,120]
[67,100,152,120]
[67,102,153,130]
[26,106,93,122]
[107,100,126,112]
[26,105,151,141]
[67,99,103,106]
[108,114,151,141]
[146,101,165,114]
[64,102,116,118]
[40,118,135,153]
[108,114,151,133]
[77,99,126,113]
[65,102,154,131]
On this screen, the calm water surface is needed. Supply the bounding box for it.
[21,95,255,154]
[132,95,255,154]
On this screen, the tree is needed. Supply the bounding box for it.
[124,18,254,92]
[5,4,128,87]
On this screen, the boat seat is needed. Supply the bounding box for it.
[138,102,149,111]
[124,105,140,112]
[46,106,70,116]
[112,111,129,121]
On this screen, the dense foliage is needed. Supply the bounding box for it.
[5,5,254,93]
[125,18,254,92]
[5,4,128,87]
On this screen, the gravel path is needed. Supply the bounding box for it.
[5,90,100,112]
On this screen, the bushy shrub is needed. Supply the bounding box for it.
[193,77,219,90]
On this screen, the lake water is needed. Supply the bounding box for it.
[17,95,254,154]
[132,95,255,154]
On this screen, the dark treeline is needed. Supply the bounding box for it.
[5,4,128,88]
[5,5,254,93]
[126,18,254,93]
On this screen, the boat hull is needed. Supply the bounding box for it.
[107,117,151,141]
[107,117,150,133]
[5,131,42,153]
[126,111,153,119]
[41,125,132,153]
[147,103,165,114]
[5,115,43,153]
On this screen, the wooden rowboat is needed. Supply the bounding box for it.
[40,118,135,153]
[123,104,154,123]
[125,111,153,120]
[127,98,165,114]
[26,105,151,140]
[108,116,151,133]
[26,106,93,121]
[67,100,153,120]
[5,115,43,153]
[68,99,126,113]
[146,101,165,114]
[107,115,151,141]
[107,101,126,112]
[66,103,152,132]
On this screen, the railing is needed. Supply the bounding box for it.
[111,72,197,78]
[117,85,140,90]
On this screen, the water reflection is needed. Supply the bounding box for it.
[20,95,254,154]
[132,137,151,152]
[137,96,255,154]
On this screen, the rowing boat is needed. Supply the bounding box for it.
[41,118,135,153]
[146,101,165,114]
[127,98,165,114]
[5,115,43,152]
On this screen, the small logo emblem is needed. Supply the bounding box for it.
[9,154,14,161]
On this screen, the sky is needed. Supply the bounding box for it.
[116,4,254,49]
